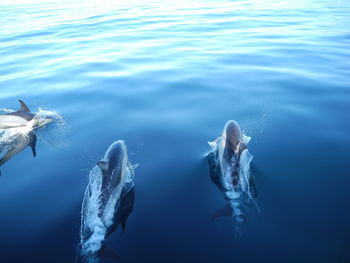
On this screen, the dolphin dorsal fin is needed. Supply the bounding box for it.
[97,161,108,173]
[18,100,30,112]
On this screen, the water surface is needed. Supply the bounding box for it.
[0,0,350,262]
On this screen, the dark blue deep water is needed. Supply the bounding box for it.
[1,0,350,262]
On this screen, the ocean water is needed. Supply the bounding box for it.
[1,0,350,262]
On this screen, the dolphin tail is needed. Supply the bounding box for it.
[30,134,37,157]
[18,99,30,112]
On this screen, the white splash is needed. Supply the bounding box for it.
[32,108,65,129]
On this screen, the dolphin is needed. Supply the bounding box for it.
[208,120,257,231]
[0,100,35,129]
[0,100,53,175]
[78,140,136,263]
[0,100,52,130]
[97,141,130,212]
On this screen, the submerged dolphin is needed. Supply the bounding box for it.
[208,120,257,231]
[97,141,130,212]
[0,100,53,175]
[78,140,136,263]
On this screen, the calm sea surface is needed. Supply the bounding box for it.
[0,0,350,262]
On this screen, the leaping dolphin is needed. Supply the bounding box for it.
[208,120,257,233]
[78,140,136,263]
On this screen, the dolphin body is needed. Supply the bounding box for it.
[0,129,37,166]
[0,100,35,129]
[208,120,257,231]
[0,100,52,176]
[78,140,136,263]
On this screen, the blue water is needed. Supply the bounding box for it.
[1,0,350,262]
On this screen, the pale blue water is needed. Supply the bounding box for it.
[1,0,350,262]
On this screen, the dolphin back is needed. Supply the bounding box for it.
[79,140,135,262]
[208,120,256,232]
